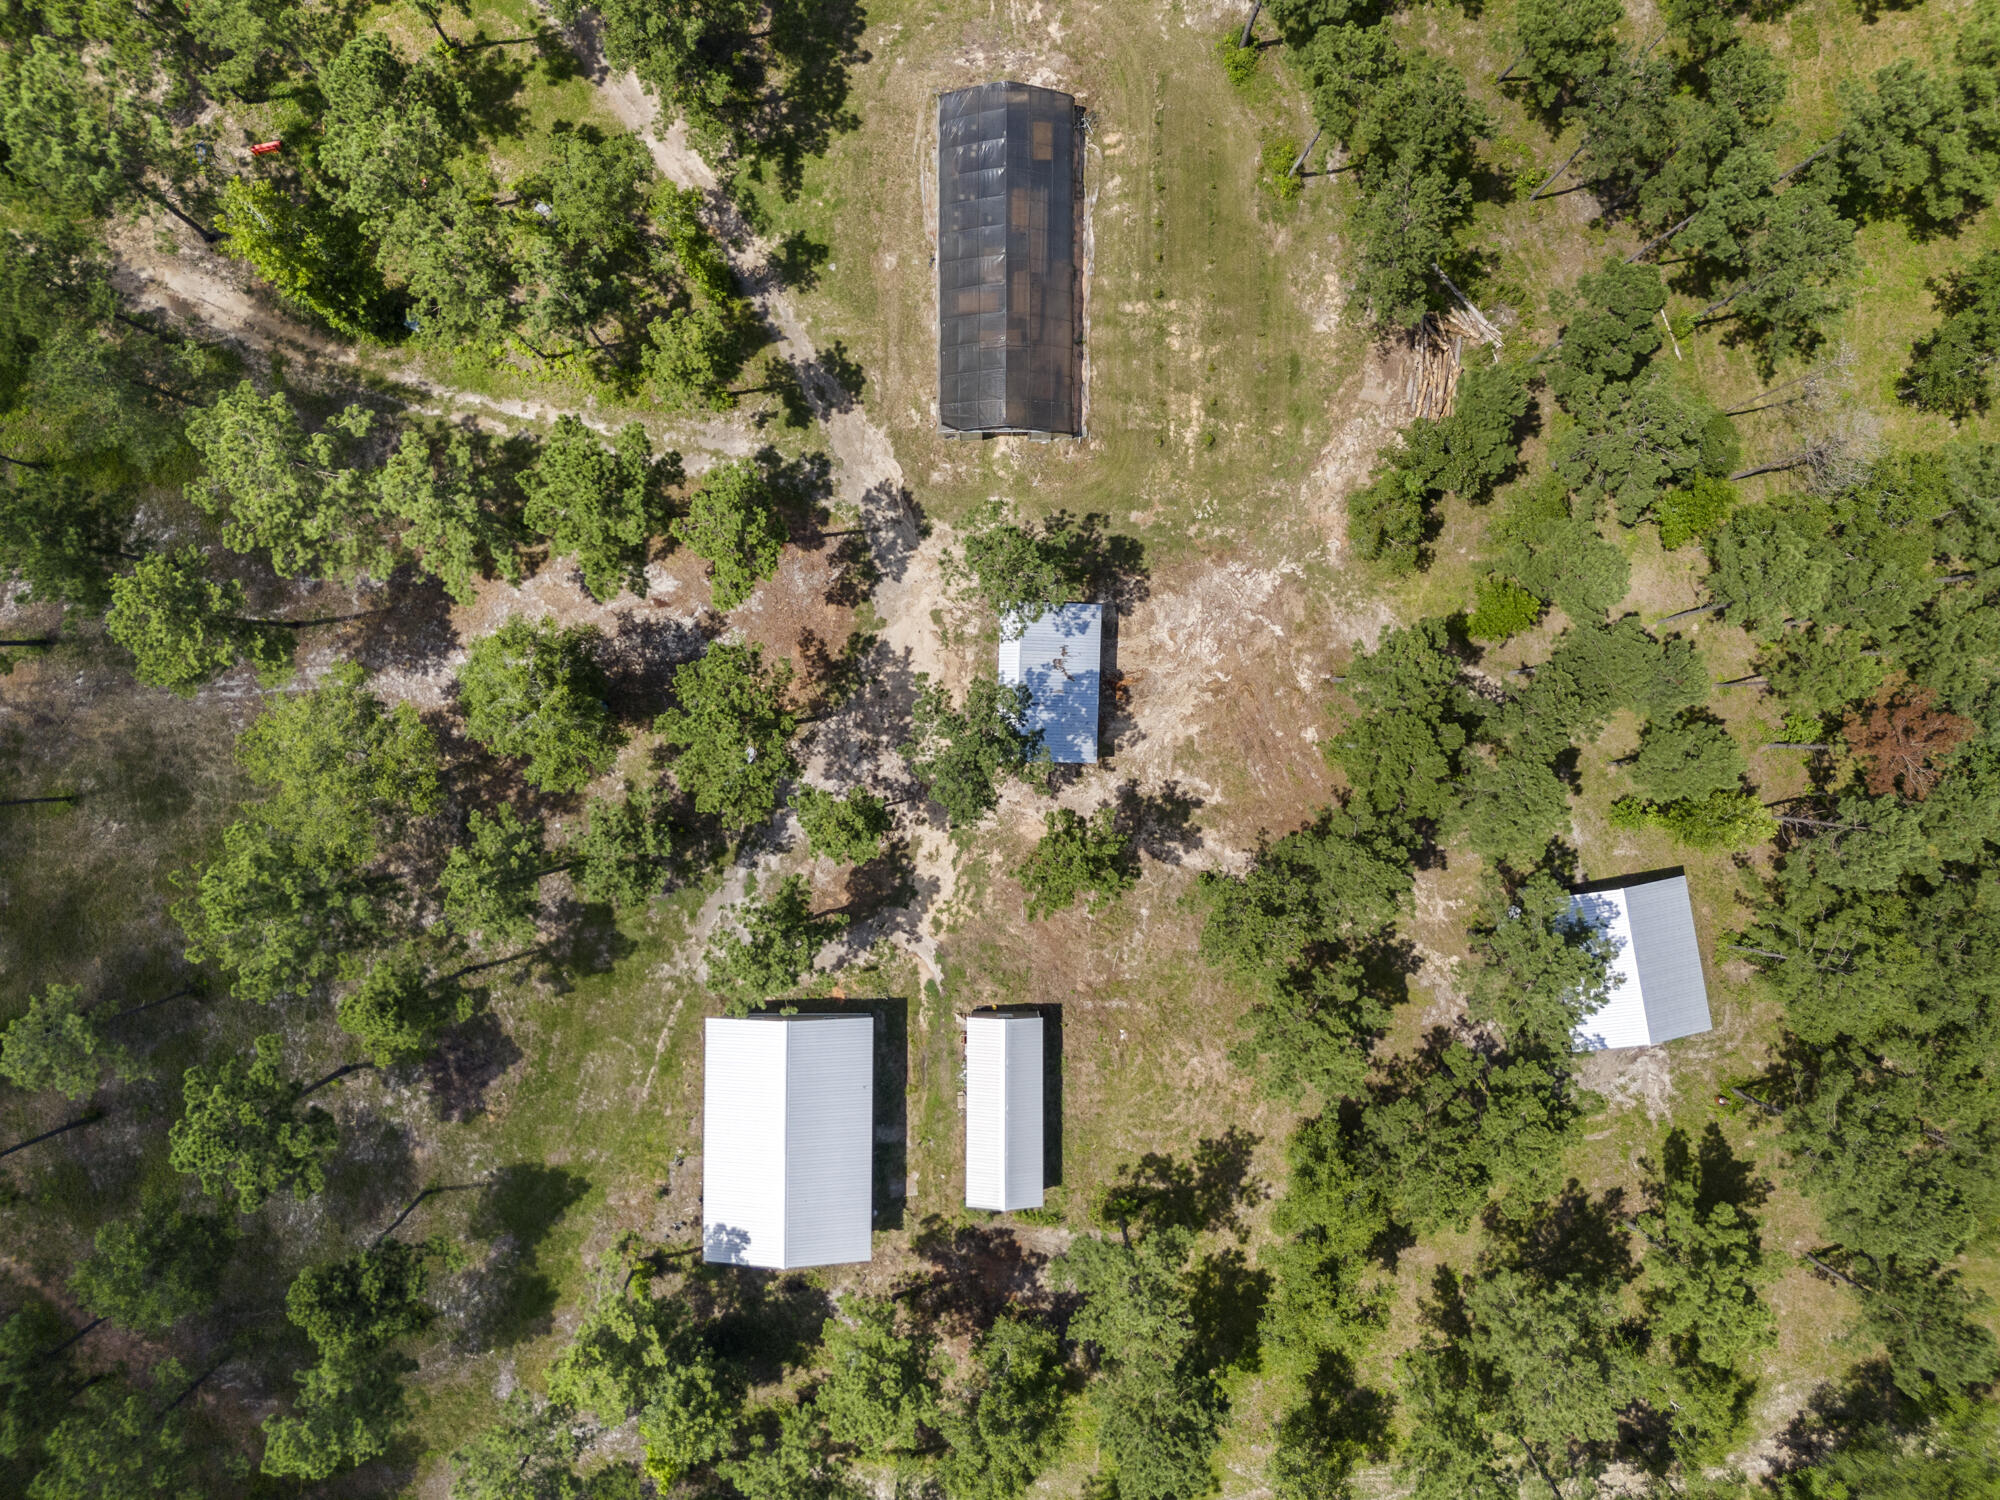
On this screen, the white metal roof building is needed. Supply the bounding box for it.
[997,603,1101,763]
[965,1013,1044,1211]
[1569,871,1713,1051]
[702,1014,873,1268]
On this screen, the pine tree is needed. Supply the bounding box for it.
[0,983,146,1099]
[69,1196,236,1335]
[655,640,798,830]
[1016,805,1136,918]
[441,806,550,949]
[1903,250,2000,417]
[671,456,789,609]
[705,875,847,1011]
[105,547,290,696]
[458,617,624,793]
[794,785,890,866]
[374,425,522,604]
[902,675,1044,827]
[168,1034,340,1211]
[185,381,386,580]
[817,1296,936,1456]
[523,417,680,603]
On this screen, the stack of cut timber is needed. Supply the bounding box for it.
[1403,307,1502,421]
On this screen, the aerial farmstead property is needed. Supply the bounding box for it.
[8,0,1997,1487]
[964,1011,1046,1213]
[701,1014,874,1269]
[999,603,1103,764]
[1568,870,1714,1052]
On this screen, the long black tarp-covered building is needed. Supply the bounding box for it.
[937,82,1080,436]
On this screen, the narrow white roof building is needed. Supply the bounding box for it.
[1569,871,1713,1051]
[965,1012,1044,1211]
[998,603,1102,764]
[702,1014,873,1268]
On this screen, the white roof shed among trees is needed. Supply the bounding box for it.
[998,603,1102,763]
[964,1012,1045,1211]
[702,1014,873,1268]
[1569,871,1714,1051]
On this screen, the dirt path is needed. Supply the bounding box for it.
[584,60,968,985]
[108,227,760,463]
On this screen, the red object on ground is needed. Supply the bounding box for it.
[249,140,283,155]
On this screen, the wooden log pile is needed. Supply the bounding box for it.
[1404,307,1503,420]
[1405,266,1505,420]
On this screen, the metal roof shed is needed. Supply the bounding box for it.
[702,1015,873,1268]
[998,604,1101,764]
[1569,871,1713,1051]
[965,1013,1044,1211]
[937,81,1080,435]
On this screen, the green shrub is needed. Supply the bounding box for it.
[1259,135,1303,203]
[1219,36,1260,88]
[1656,474,1738,550]
[1464,576,1543,641]
[1609,790,1776,850]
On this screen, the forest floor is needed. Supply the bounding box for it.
[3,0,1998,1493]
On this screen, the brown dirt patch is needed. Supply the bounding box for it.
[723,540,863,708]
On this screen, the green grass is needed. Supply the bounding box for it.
[732,0,1352,562]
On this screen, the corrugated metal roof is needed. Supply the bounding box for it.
[702,1015,873,1268]
[1569,871,1712,1051]
[997,603,1101,763]
[937,82,1080,435]
[965,1014,1044,1211]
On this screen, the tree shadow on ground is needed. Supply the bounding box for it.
[452,42,532,141]
[542,895,640,986]
[455,1163,591,1352]
[908,1218,1050,1335]
[1641,1120,1772,1217]
[422,1010,525,1122]
[820,531,879,609]
[1100,1128,1267,1241]
[859,481,927,585]
[1481,1179,1636,1290]
[346,565,461,684]
[797,622,876,717]
[1188,1246,1272,1375]
[1274,1352,1398,1487]
[805,640,927,802]
[1764,1357,1904,1475]
[769,230,831,290]
[322,1115,420,1230]
[693,1268,836,1383]
[1113,778,1205,863]
[739,0,870,199]
[828,837,922,929]
[808,340,866,409]
[763,447,837,538]
[603,610,719,722]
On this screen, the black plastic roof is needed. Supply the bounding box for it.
[937,82,1079,435]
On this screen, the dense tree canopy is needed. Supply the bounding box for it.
[656,641,799,830]
[167,1034,340,1212]
[68,1196,235,1335]
[458,617,624,793]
